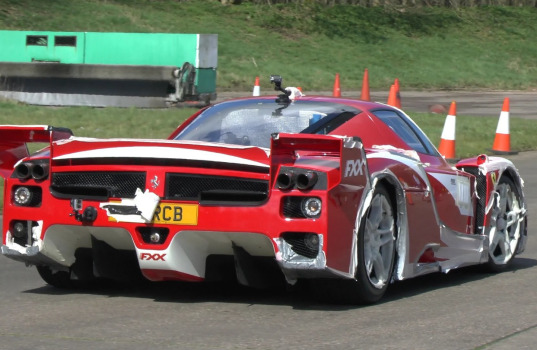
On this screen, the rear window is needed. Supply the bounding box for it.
[174,99,360,148]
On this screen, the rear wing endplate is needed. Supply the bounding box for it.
[0,125,72,179]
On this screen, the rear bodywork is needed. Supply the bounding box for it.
[1,126,372,285]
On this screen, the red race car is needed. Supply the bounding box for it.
[0,77,528,303]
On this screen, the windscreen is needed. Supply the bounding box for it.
[174,99,360,148]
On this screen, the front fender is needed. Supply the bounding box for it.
[456,154,527,248]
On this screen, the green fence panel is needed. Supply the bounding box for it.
[196,69,217,94]
[0,30,217,105]
[0,30,85,63]
[83,32,199,66]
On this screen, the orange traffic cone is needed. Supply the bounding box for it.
[438,101,458,161]
[361,68,370,101]
[333,73,341,97]
[394,78,401,108]
[387,84,397,107]
[252,76,260,96]
[490,97,518,155]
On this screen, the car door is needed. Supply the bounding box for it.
[371,109,476,235]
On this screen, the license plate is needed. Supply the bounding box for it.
[152,203,198,225]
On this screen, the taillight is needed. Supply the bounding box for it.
[12,186,42,207]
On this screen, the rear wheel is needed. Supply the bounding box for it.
[313,185,397,304]
[487,176,524,271]
[354,186,397,303]
[36,265,76,289]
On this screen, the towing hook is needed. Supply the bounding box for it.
[70,206,98,223]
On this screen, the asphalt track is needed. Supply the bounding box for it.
[1,91,537,350]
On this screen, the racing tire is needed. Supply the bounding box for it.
[36,265,77,289]
[352,185,397,303]
[486,176,524,272]
[312,185,397,304]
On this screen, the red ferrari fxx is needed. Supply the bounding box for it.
[0,77,527,303]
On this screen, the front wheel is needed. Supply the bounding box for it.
[487,176,524,272]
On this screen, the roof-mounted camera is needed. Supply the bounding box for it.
[270,75,291,105]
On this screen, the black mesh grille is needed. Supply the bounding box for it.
[166,174,268,204]
[475,172,487,233]
[51,172,146,199]
[282,232,319,259]
[283,196,307,218]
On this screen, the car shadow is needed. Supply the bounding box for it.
[23,257,537,310]
[383,257,537,301]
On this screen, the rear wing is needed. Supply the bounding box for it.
[270,133,369,185]
[0,125,72,179]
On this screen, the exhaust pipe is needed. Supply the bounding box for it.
[14,163,33,179]
[276,171,295,190]
[296,171,318,190]
[31,163,49,180]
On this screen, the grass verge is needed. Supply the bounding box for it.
[1,2,537,91]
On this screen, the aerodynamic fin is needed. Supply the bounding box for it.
[0,125,72,179]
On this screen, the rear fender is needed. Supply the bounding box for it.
[0,125,72,179]
[271,133,371,277]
